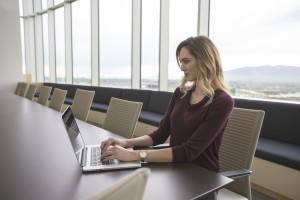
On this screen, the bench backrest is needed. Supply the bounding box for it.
[234,98,300,145]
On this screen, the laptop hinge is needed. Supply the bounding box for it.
[81,147,88,167]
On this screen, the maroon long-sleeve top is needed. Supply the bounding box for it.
[148,87,234,172]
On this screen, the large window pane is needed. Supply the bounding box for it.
[210,0,300,102]
[55,8,65,83]
[168,0,198,92]
[72,0,91,85]
[42,0,47,10]
[99,0,132,88]
[141,0,160,90]
[43,14,50,82]
[54,0,64,5]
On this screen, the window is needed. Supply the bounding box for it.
[210,0,300,102]
[168,0,198,92]
[72,0,91,85]
[42,0,47,10]
[54,0,64,5]
[43,14,50,82]
[141,0,160,90]
[20,0,205,91]
[99,0,132,88]
[55,8,66,83]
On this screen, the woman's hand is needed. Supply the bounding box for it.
[100,144,137,162]
[100,137,128,153]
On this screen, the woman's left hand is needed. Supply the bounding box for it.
[100,144,137,162]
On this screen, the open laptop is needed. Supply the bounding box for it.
[61,106,141,172]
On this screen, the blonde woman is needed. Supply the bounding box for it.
[101,36,234,173]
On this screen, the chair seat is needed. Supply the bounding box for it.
[218,188,248,200]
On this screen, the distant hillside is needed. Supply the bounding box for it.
[224,66,300,82]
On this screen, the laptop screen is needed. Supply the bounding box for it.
[62,106,85,163]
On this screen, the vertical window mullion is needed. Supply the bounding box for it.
[159,0,169,91]
[48,0,56,82]
[34,0,44,82]
[23,0,36,81]
[91,0,99,86]
[132,0,141,89]
[65,2,73,84]
[54,7,66,83]
[198,0,210,36]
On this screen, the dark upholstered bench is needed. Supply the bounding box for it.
[42,83,300,171]
[234,98,300,171]
[139,91,173,126]
[89,86,122,113]
[43,83,172,127]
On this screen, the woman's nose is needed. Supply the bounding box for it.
[180,64,185,71]
[179,64,185,71]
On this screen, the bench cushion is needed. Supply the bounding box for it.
[93,87,122,105]
[64,97,73,105]
[148,91,172,114]
[234,98,300,146]
[139,111,164,127]
[255,138,300,171]
[55,83,78,99]
[121,89,151,111]
[91,102,109,113]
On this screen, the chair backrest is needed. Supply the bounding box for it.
[19,82,28,97]
[102,97,143,139]
[37,85,52,106]
[14,82,22,95]
[219,107,265,199]
[49,88,68,112]
[71,89,95,122]
[85,168,150,200]
[25,84,38,100]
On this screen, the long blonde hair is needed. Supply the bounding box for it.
[176,35,229,105]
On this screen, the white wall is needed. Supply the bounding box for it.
[0,0,22,92]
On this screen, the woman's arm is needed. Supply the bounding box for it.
[101,135,153,153]
[136,148,173,162]
[125,135,153,147]
[101,135,174,162]
[101,145,173,163]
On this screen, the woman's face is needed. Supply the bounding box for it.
[178,47,199,81]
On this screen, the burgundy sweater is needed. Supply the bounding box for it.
[148,87,234,172]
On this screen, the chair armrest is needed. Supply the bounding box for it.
[152,143,170,149]
[219,169,252,179]
[133,143,170,150]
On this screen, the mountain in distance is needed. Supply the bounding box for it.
[224,65,300,82]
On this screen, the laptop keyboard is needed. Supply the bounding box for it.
[90,147,115,166]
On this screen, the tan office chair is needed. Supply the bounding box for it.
[217,107,265,200]
[71,89,95,122]
[25,84,38,100]
[85,168,150,200]
[102,97,143,139]
[14,82,22,95]
[37,85,52,106]
[49,88,68,112]
[19,82,28,97]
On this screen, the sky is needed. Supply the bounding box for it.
[210,0,300,71]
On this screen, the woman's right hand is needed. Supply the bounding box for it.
[100,137,128,153]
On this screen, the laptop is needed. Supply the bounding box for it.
[61,106,141,172]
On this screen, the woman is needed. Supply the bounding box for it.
[100,35,234,172]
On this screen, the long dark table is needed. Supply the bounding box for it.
[0,91,233,200]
